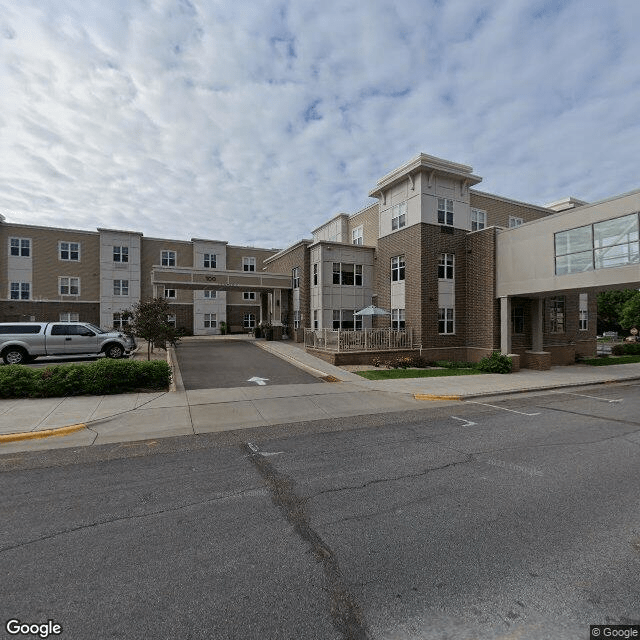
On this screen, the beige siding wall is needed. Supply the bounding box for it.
[347,203,379,247]
[140,237,193,302]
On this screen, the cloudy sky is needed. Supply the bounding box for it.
[1,0,639,248]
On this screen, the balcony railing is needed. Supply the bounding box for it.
[304,328,413,352]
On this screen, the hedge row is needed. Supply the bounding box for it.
[611,342,640,356]
[0,359,172,399]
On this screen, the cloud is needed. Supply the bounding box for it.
[0,0,639,248]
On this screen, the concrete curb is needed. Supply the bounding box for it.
[0,423,87,443]
[253,341,342,380]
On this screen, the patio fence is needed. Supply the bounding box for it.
[304,328,414,352]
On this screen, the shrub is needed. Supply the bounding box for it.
[611,342,640,356]
[477,351,513,374]
[0,359,172,399]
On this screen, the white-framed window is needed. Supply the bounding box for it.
[59,277,80,295]
[161,250,176,267]
[203,290,217,299]
[243,313,256,328]
[313,309,318,329]
[204,313,217,328]
[113,279,129,296]
[10,282,31,300]
[332,309,361,330]
[243,257,256,272]
[391,202,407,230]
[312,263,318,286]
[438,254,454,280]
[437,198,454,226]
[471,209,486,231]
[10,237,30,257]
[579,293,588,331]
[59,241,80,261]
[352,226,363,245]
[204,253,216,268]
[166,314,176,327]
[243,291,256,301]
[164,288,176,299]
[331,263,363,286]
[438,308,455,334]
[391,308,405,329]
[292,267,300,289]
[113,246,128,263]
[391,256,405,282]
[549,296,565,333]
[293,310,301,329]
[113,312,129,329]
[509,216,523,228]
[60,312,80,322]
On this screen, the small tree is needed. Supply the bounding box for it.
[123,298,181,361]
[620,293,640,332]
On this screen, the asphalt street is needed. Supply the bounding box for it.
[1,382,639,640]
[175,339,322,389]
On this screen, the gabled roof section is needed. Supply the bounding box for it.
[369,153,482,197]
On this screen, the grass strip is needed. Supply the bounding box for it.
[356,368,483,380]
[581,355,640,366]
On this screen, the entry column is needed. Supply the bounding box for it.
[500,297,512,355]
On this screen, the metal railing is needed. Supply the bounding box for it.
[304,328,413,352]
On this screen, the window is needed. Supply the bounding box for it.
[113,246,128,263]
[293,310,301,329]
[509,216,523,228]
[333,263,341,285]
[166,314,176,327]
[204,313,217,328]
[549,296,565,333]
[355,265,363,286]
[391,202,407,230]
[203,290,217,299]
[579,293,588,331]
[204,253,216,268]
[332,310,361,330]
[243,291,256,301]
[437,198,454,226]
[10,238,30,257]
[113,312,129,329]
[60,312,79,322]
[292,267,300,289]
[332,263,363,286]
[10,282,30,300]
[332,310,341,329]
[340,264,354,286]
[471,209,486,231]
[313,309,318,329]
[243,313,256,328]
[391,308,405,329]
[391,256,405,282]
[438,254,454,279]
[352,226,363,245]
[113,279,129,296]
[164,288,176,298]
[313,263,318,286]
[59,277,80,295]
[438,308,455,334]
[161,250,176,267]
[511,306,524,334]
[554,225,594,275]
[59,241,80,261]
[243,257,256,272]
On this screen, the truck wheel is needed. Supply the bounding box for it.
[2,347,28,365]
[105,344,124,359]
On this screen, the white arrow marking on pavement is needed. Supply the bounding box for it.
[246,442,283,457]
[451,416,477,427]
[247,376,269,385]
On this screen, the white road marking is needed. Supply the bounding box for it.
[451,416,477,427]
[465,401,540,416]
[550,391,622,403]
[247,376,269,385]
[246,442,283,457]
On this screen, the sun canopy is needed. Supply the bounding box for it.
[354,305,391,316]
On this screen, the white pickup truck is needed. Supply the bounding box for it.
[0,322,137,365]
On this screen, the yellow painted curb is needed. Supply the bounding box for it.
[414,393,462,401]
[0,423,87,444]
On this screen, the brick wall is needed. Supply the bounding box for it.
[227,304,259,333]
[470,190,553,227]
[0,301,100,324]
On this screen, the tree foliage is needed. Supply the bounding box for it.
[123,297,181,360]
[620,294,640,331]
[596,289,640,333]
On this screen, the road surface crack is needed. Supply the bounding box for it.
[244,443,369,640]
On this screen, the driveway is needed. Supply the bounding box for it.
[175,339,321,390]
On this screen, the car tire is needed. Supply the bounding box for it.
[105,344,124,359]
[2,347,29,365]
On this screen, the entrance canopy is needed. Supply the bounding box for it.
[151,266,291,292]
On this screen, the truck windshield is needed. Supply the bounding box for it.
[85,323,107,334]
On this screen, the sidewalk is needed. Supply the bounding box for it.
[2,337,640,454]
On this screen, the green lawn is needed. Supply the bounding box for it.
[581,355,640,366]
[356,368,483,380]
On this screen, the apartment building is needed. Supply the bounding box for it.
[0,217,278,335]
